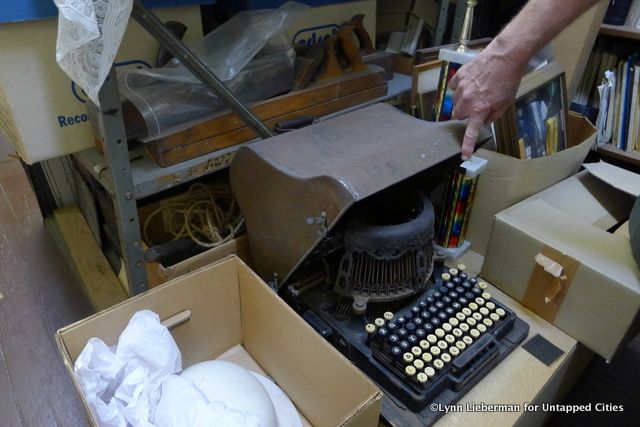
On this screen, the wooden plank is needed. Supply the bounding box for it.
[53,206,128,310]
[597,144,640,169]
[0,349,23,427]
[600,23,640,41]
[146,84,388,166]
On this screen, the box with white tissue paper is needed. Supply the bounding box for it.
[56,255,382,427]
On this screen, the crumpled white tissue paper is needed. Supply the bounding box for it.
[53,0,133,106]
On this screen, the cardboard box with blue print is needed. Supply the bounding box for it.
[482,161,640,361]
[0,6,203,164]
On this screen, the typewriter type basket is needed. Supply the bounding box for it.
[335,191,435,303]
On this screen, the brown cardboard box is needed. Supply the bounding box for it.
[57,256,383,426]
[466,114,596,256]
[482,161,640,360]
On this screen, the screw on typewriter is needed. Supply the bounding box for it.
[334,190,436,315]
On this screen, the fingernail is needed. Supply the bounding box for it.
[461,154,470,161]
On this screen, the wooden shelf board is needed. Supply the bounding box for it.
[600,23,640,41]
[597,144,640,168]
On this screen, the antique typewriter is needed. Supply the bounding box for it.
[230,104,529,425]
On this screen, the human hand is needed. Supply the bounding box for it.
[448,48,526,159]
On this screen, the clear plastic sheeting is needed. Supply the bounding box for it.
[54,0,133,106]
[118,2,308,141]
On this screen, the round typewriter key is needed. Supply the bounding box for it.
[374,318,385,327]
[472,287,482,296]
[365,324,376,334]
[442,322,452,332]
[427,334,438,344]
[452,328,463,337]
[465,291,475,300]
[469,277,478,285]
[477,324,487,333]
[422,353,433,363]
[391,346,402,358]
[420,340,430,350]
[441,272,451,282]
[466,317,477,327]
[437,312,448,321]
[456,340,466,350]
[482,292,491,300]
[387,321,397,331]
[468,302,479,311]
[459,323,470,332]
[483,318,493,327]
[421,311,431,320]
[446,282,455,290]
[475,297,485,306]
[432,291,442,300]
[452,277,462,286]
[456,312,466,321]
[479,307,490,316]
[383,311,394,321]
[462,307,472,316]
[478,281,488,290]
[413,359,425,370]
[462,280,472,290]
[449,268,459,277]
[472,312,482,321]
[416,328,426,338]
[388,334,399,344]
[431,316,442,326]
[486,301,496,310]
[459,272,468,281]
[490,313,500,322]
[405,322,416,332]
[496,308,506,317]
[435,328,445,338]
[414,317,424,326]
[442,296,452,305]
[449,347,460,357]
[417,372,428,384]
[411,346,422,356]
[457,263,466,272]
[433,359,445,370]
[463,336,473,345]
[425,296,435,304]
[378,328,389,338]
[397,328,408,338]
[399,341,410,351]
[437,341,448,350]
[428,306,439,315]
[470,329,480,338]
[396,316,407,325]
[449,318,459,327]
[458,297,468,305]
[423,323,434,333]
[435,301,445,310]
[408,335,418,345]
[445,334,456,344]
[403,353,414,363]
[424,366,436,377]
[405,366,417,377]
[419,300,428,309]
[404,311,414,320]
[430,346,441,356]
[449,291,459,300]
[441,353,452,363]
[411,306,421,315]
[455,286,465,293]
[444,307,455,316]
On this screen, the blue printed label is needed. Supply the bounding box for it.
[292,24,339,48]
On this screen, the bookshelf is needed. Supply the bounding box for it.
[600,23,640,40]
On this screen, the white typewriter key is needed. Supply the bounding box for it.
[457,264,466,272]
[365,324,376,334]
[472,312,482,321]
[477,324,487,333]
[452,328,463,337]
[430,346,441,356]
[479,307,490,316]
[427,334,438,344]
[449,318,459,327]
[414,359,425,370]
[496,308,506,317]
[469,329,480,338]
[424,366,436,377]
[466,317,477,326]
[442,322,453,332]
[456,312,466,321]
[455,341,466,350]
[463,336,473,345]
[482,292,492,301]
[433,359,445,370]
[449,268,459,276]
[441,353,452,363]
[468,302,479,311]
[459,323,470,332]
[449,347,460,357]
[412,346,422,356]
[422,352,433,363]
[403,353,414,363]
[374,318,385,327]
[437,341,448,350]
[435,328,445,338]
[445,334,456,344]
[462,307,472,316]
[405,366,417,376]
[483,318,494,327]
[383,311,394,321]
[478,281,488,290]
[486,301,496,310]
[417,372,428,384]
[441,272,451,282]
[475,297,485,306]
[490,313,500,322]
[420,340,430,350]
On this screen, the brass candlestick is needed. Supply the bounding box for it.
[456,0,477,53]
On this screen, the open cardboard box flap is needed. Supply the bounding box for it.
[56,256,382,426]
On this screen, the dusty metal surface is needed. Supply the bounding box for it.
[230,103,466,284]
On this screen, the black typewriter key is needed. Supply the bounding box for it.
[411,306,421,315]
[446,282,455,290]
[469,277,478,285]
[430,317,441,327]
[452,276,462,286]
[396,316,407,325]
[399,340,410,351]
[405,322,416,333]
[441,296,452,305]
[388,334,400,344]
[423,323,434,333]
[425,296,435,305]
[419,300,428,309]
[459,272,468,281]
[449,291,458,300]
[439,286,449,294]
[437,312,448,321]
[387,321,397,331]
[433,290,443,300]
[451,302,461,310]
[472,287,482,296]
[397,328,408,338]
[455,286,465,294]
[428,306,438,314]
[391,346,403,358]
[416,328,426,338]
[465,291,475,300]
[421,311,431,320]
[413,317,424,326]
[445,307,455,316]
[407,335,418,344]
[458,297,468,305]
[378,328,388,338]
[403,311,414,320]
[435,301,444,310]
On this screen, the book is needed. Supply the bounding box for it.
[626,65,640,151]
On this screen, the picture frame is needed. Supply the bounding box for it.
[410,59,443,120]
[494,62,569,159]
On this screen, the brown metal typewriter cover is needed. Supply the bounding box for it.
[230,103,466,284]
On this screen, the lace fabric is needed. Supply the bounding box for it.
[54,0,133,106]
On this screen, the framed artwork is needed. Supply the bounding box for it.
[410,59,443,120]
[495,62,569,159]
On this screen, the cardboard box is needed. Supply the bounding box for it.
[57,256,383,426]
[482,161,640,360]
[0,7,203,164]
[465,113,596,256]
